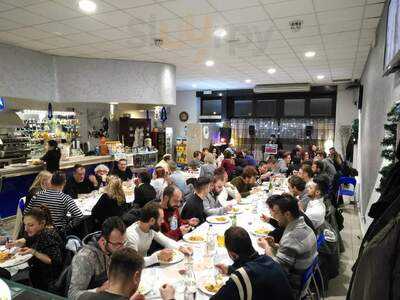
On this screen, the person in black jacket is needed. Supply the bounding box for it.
[134,171,156,208]
[92,176,127,230]
[112,159,133,182]
[181,177,211,224]
[41,140,61,173]
[64,164,97,199]
[212,226,294,300]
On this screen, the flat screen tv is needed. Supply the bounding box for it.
[384,0,400,75]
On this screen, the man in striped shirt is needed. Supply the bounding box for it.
[258,194,317,298]
[25,171,84,233]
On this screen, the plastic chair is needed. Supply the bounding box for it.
[12,197,26,240]
[300,257,321,300]
[337,177,357,208]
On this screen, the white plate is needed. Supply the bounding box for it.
[251,228,272,237]
[183,233,206,244]
[0,252,32,268]
[237,198,253,205]
[155,249,184,265]
[198,277,227,296]
[206,216,230,224]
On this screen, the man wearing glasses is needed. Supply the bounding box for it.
[69,217,127,300]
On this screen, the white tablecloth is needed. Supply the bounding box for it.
[140,191,276,299]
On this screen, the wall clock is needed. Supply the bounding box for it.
[179,111,189,122]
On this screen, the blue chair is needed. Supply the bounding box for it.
[300,256,321,300]
[337,176,357,207]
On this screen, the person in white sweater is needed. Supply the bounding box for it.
[305,176,328,230]
[126,202,192,267]
[214,167,241,206]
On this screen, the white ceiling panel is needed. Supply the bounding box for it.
[62,17,111,32]
[8,27,55,39]
[184,12,228,29]
[63,32,106,44]
[317,6,364,24]
[34,22,81,35]
[0,8,51,26]
[103,0,155,9]
[92,10,142,27]
[0,17,22,31]
[207,0,260,11]
[263,0,314,18]
[126,4,178,22]
[0,1,14,11]
[319,20,362,35]
[24,1,81,21]
[221,6,269,24]
[313,0,365,12]
[273,14,318,30]
[365,3,385,18]
[0,31,28,43]
[161,0,216,17]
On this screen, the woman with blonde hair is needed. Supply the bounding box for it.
[199,153,217,179]
[27,171,52,206]
[92,176,127,229]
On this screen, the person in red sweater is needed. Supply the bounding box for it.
[160,184,199,241]
[221,150,236,180]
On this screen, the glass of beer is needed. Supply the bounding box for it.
[217,234,225,247]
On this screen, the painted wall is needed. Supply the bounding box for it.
[358,3,400,226]
[165,91,199,141]
[0,43,176,105]
[0,43,55,101]
[334,85,358,157]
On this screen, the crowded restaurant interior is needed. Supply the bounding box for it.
[0,0,398,299]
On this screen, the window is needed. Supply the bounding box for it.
[201,99,222,115]
[284,99,305,116]
[310,98,332,116]
[234,100,253,117]
[255,100,276,117]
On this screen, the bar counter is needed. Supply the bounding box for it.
[0,155,114,218]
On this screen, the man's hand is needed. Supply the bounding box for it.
[158,249,174,262]
[159,284,175,300]
[88,175,98,186]
[266,236,279,250]
[96,280,109,293]
[188,218,199,227]
[130,292,145,300]
[215,263,229,275]
[224,204,233,213]
[18,247,32,255]
[257,238,273,256]
[260,213,270,223]
[180,224,190,235]
[179,246,193,256]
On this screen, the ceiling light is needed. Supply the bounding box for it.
[267,68,276,74]
[110,102,119,105]
[192,84,197,88]
[205,60,215,67]
[213,28,227,38]
[304,51,316,58]
[218,93,223,96]
[316,75,325,80]
[245,79,252,83]
[79,0,97,14]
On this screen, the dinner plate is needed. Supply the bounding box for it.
[206,216,230,224]
[0,252,32,268]
[197,275,227,296]
[155,249,184,265]
[227,207,243,215]
[237,198,253,205]
[183,233,206,244]
[251,228,272,237]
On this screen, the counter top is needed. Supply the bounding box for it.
[0,155,114,178]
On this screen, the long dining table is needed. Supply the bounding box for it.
[140,182,288,299]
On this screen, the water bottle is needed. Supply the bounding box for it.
[206,224,216,256]
[184,255,197,300]
[231,213,237,227]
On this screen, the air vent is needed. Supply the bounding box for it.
[289,20,303,32]
[332,78,353,84]
[254,83,311,93]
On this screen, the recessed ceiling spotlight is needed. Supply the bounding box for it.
[218,93,223,96]
[316,75,325,80]
[304,51,316,58]
[245,79,252,83]
[213,28,227,38]
[79,0,97,14]
[192,84,197,88]
[267,68,276,74]
[205,60,215,67]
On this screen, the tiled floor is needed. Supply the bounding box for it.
[326,206,363,300]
